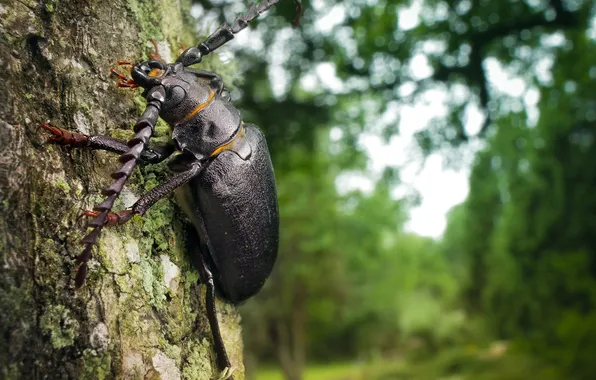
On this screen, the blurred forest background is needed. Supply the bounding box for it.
[197,0,596,379]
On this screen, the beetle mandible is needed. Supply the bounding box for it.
[41,1,301,379]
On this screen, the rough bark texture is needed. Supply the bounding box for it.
[0,1,244,379]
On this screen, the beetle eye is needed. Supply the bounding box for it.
[166,85,186,107]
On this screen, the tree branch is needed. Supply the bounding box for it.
[432,0,580,138]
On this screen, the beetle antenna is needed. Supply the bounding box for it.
[74,87,165,288]
[177,0,302,67]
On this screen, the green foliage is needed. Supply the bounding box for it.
[257,347,564,380]
[377,346,564,380]
[439,7,596,378]
[194,0,596,378]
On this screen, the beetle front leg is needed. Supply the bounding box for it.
[41,122,176,163]
[76,87,165,288]
[41,122,131,154]
[41,122,92,147]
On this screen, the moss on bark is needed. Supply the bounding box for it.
[0,1,244,378]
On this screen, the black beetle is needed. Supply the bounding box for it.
[41,1,301,378]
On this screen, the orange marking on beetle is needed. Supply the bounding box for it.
[148,68,164,77]
[210,124,245,157]
[177,90,216,124]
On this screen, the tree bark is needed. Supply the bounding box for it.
[0,1,244,379]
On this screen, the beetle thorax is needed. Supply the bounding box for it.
[158,73,215,127]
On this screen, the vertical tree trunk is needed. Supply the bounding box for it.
[272,285,307,380]
[0,1,244,379]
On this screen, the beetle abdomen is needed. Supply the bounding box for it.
[191,124,279,303]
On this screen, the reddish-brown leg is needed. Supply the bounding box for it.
[41,123,89,147]
[40,122,132,154]
[82,162,203,227]
[82,210,137,226]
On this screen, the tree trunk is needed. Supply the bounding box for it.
[0,1,244,379]
[272,285,307,380]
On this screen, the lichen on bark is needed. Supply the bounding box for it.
[0,1,244,379]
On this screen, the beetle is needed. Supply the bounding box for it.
[40,1,301,379]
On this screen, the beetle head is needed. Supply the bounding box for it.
[131,61,189,111]
[131,60,167,88]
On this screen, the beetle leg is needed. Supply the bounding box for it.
[76,87,165,288]
[40,122,91,147]
[185,69,226,96]
[40,122,176,163]
[83,162,204,227]
[196,249,234,379]
[41,122,132,154]
[82,210,136,226]
[186,69,232,101]
[139,142,177,164]
[131,161,203,215]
